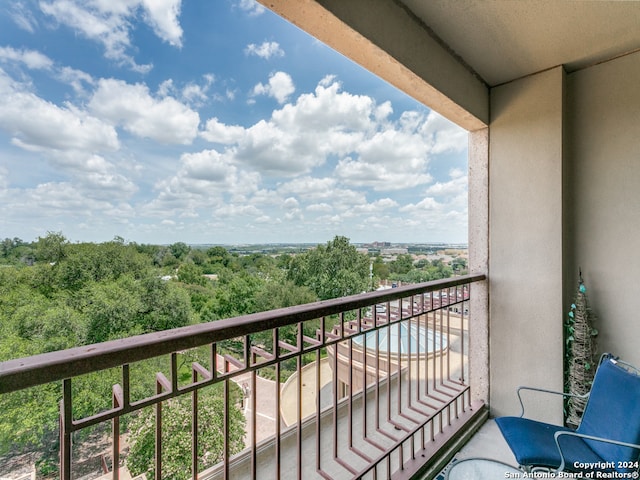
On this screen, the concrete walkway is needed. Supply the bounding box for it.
[231,372,279,445]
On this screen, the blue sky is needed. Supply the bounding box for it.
[0,0,468,245]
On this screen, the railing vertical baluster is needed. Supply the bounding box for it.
[155,376,163,480]
[460,287,466,384]
[430,416,435,442]
[397,312,402,418]
[411,427,416,461]
[60,379,72,480]
[122,364,130,407]
[348,333,353,449]
[408,311,413,409]
[439,305,444,388]
[297,322,302,480]
[424,306,430,398]
[413,298,421,407]
[353,308,361,448]
[121,361,130,477]
[112,383,123,480]
[274,328,281,480]
[419,293,425,402]
[432,307,437,392]
[386,308,392,425]
[332,328,338,461]
[447,292,452,382]
[251,351,257,479]
[210,343,217,380]
[244,334,251,371]
[315,338,322,473]
[223,359,230,480]
[373,321,379,433]
[386,453,391,479]
[363,315,370,439]
[170,352,178,392]
[317,317,326,475]
[192,367,199,480]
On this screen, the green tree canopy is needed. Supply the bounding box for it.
[286,236,370,300]
[169,242,191,261]
[389,254,414,275]
[201,271,265,321]
[35,231,68,263]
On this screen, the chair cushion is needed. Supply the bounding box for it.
[496,416,606,471]
[577,359,640,469]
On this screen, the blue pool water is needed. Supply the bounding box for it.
[352,321,447,355]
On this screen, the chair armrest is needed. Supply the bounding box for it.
[516,386,589,418]
[553,430,640,472]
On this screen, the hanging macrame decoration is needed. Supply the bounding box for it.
[565,269,598,428]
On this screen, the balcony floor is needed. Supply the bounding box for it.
[431,418,519,479]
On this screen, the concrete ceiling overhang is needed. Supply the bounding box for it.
[401,0,640,87]
[259,0,640,130]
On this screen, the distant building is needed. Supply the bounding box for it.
[381,247,408,255]
[371,241,391,248]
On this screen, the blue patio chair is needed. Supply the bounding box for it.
[495,354,640,474]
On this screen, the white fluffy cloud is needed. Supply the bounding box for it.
[0,46,53,70]
[141,0,183,46]
[231,78,373,175]
[57,67,95,96]
[245,41,285,59]
[420,111,468,154]
[0,1,469,244]
[158,75,215,107]
[2,179,136,225]
[334,127,434,191]
[0,69,119,155]
[88,78,200,144]
[39,0,183,72]
[0,48,467,243]
[149,149,261,217]
[200,118,246,145]
[252,71,295,104]
[197,76,457,195]
[425,168,467,198]
[236,0,265,16]
[8,2,39,33]
[398,168,468,236]
[278,177,337,201]
[0,165,8,189]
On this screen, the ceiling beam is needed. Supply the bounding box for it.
[259,0,489,131]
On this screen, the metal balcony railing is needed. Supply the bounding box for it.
[0,274,485,480]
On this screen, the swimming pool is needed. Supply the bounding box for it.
[352,321,448,355]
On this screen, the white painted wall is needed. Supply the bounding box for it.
[488,67,565,422]
[489,52,640,421]
[566,51,640,368]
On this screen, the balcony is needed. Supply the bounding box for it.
[0,274,486,480]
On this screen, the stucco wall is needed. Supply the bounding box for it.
[489,67,565,422]
[566,51,640,368]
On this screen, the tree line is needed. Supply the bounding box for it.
[0,232,465,478]
[0,233,367,478]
